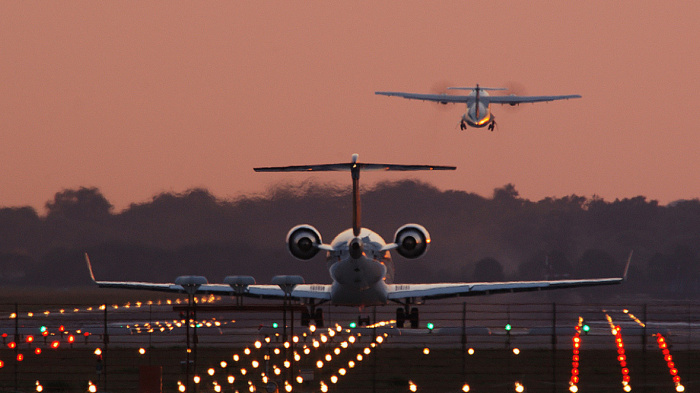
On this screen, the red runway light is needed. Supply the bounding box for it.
[7,342,16,349]
[16,354,23,362]
[34,348,41,355]
[51,341,60,349]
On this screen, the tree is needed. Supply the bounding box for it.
[574,249,619,279]
[45,187,113,221]
[473,257,505,282]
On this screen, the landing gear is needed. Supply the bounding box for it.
[357,315,371,327]
[396,305,419,328]
[460,120,467,130]
[300,299,325,328]
[487,113,498,131]
[301,306,324,327]
[410,307,419,328]
[396,307,405,327]
[314,308,324,328]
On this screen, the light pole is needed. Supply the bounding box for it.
[175,275,208,393]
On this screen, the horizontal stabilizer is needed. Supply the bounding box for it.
[448,86,507,91]
[255,155,455,173]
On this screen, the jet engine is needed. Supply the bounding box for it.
[286,225,323,260]
[394,224,430,259]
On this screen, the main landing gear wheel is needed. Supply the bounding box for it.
[314,308,324,328]
[301,307,324,327]
[410,307,419,329]
[396,307,420,328]
[396,307,406,328]
[488,118,497,132]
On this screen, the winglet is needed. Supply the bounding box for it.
[84,253,97,283]
[622,250,633,281]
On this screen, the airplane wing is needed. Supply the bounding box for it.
[487,94,581,105]
[389,252,631,301]
[388,277,623,301]
[85,254,331,301]
[375,91,473,104]
[375,91,581,105]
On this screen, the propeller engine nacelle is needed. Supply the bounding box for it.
[394,224,431,259]
[286,225,323,260]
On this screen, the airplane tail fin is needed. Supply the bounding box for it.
[255,154,455,237]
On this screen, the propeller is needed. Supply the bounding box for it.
[503,81,528,112]
[430,80,456,110]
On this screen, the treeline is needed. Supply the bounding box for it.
[0,182,698,300]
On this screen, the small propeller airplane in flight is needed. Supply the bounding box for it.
[376,84,581,131]
[86,154,629,328]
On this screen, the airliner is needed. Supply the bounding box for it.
[86,154,629,328]
[376,84,581,131]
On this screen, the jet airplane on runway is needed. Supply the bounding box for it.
[376,84,581,131]
[86,154,629,328]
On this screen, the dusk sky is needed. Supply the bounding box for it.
[2,2,699,212]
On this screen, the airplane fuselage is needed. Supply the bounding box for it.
[463,89,492,128]
[327,228,394,306]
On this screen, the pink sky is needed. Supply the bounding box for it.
[2,2,699,212]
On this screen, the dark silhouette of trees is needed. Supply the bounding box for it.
[473,257,505,282]
[0,182,699,300]
[46,187,113,221]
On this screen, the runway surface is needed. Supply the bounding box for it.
[0,296,697,392]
